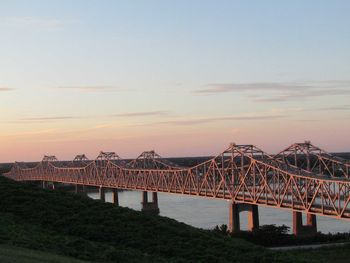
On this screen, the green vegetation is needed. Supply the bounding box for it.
[0,176,349,262]
[0,163,12,175]
[0,244,89,263]
[289,243,350,263]
[214,224,350,247]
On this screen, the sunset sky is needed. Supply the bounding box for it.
[0,0,350,162]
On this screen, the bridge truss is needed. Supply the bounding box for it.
[3,142,350,221]
[275,141,350,179]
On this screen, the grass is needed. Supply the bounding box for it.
[289,243,350,263]
[0,244,89,263]
[0,176,348,262]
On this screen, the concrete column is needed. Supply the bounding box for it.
[99,186,105,202]
[229,202,260,233]
[152,192,158,205]
[112,189,119,206]
[293,211,303,236]
[307,214,316,227]
[74,184,79,194]
[247,204,259,231]
[293,211,317,236]
[306,213,317,234]
[142,191,148,203]
[42,181,47,189]
[228,202,240,233]
[51,182,56,190]
[141,191,159,215]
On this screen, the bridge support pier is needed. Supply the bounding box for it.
[99,186,105,202]
[228,202,259,233]
[293,211,317,236]
[42,181,47,189]
[141,191,159,215]
[73,184,88,195]
[112,189,119,206]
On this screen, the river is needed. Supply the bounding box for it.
[88,190,350,234]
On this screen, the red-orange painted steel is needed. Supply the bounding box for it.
[4,143,350,220]
[275,141,350,178]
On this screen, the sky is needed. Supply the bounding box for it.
[0,0,350,162]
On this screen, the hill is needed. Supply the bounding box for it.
[0,176,345,262]
[0,244,88,263]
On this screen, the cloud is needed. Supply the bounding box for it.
[112,111,170,117]
[294,119,320,122]
[89,124,114,129]
[0,16,65,30]
[255,89,350,102]
[153,114,286,126]
[194,81,350,102]
[193,83,312,94]
[0,87,14,91]
[17,116,79,123]
[0,128,57,138]
[56,86,122,92]
[312,80,350,86]
[305,105,350,112]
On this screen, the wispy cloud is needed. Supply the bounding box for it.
[89,124,114,129]
[17,116,79,123]
[294,119,320,122]
[56,86,123,92]
[0,16,65,30]
[254,89,350,102]
[194,81,350,102]
[305,105,350,112]
[193,83,312,94]
[0,87,14,91]
[152,114,286,126]
[112,111,170,117]
[0,128,57,138]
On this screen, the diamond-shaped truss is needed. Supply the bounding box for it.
[73,154,89,162]
[275,141,350,178]
[42,155,58,162]
[3,142,350,221]
[96,151,120,161]
[126,150,180,169]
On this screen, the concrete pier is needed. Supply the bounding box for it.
[73,184,88,195]
[141,191,159,215]
[228,202,259,233]
[293,211,317,236]
[112,189,119,206]
[99,186,105,202]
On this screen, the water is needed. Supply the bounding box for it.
[88,190,350,234]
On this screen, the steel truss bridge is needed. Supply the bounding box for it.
[3,141,350,234]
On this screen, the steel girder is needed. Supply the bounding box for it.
[4,143,350,220]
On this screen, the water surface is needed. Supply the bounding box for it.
[88,190,350,234]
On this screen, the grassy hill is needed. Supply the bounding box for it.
[0,176,346,262]
[0,245,89,263]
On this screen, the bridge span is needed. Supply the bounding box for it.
[3,141,350,236]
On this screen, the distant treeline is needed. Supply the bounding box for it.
[213,224,350,247]
[1,152,349,173]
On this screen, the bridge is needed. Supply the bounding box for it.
[3,141,350,236]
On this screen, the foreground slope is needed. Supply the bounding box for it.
[0,245,89,263]
[0,177,310,262]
